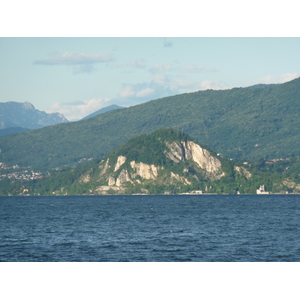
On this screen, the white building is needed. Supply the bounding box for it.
[256,185,270,194]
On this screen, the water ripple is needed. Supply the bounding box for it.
[1,194,300,261]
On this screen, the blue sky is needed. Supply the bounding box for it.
[1,0,300,121]
[1,37,300,120]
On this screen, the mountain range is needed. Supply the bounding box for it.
[0,102,123,137]
[0,101,68,130]
[1,77,300,169]
[81,104,123,120]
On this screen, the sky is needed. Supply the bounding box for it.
[1,1,300,122]
[1,37,300,121]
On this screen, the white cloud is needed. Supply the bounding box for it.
[118,85,155,98]
[148,62,216,76]
[152,74,229,93]
[257,73,299,84]
[149,62,173,74]
[118,86,135,98]
[198,80,228,90]
[107,59,147,70]
[281,73,299,82]
[72,64,96,74]
[117,68,229,107]
[34,52,114,65]
[181,64,217,73]
[126,59,146,69]
[47,98,111,121]
[136,88,155,97]
[152,74,195,91]
[109,59,147,75]
[118,74,200,107]
[33,52,114,74]
[151,74,168,86]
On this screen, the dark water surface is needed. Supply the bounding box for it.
[1,194,300,262]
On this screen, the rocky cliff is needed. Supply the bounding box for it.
[165,141,224,179]
[85,129,232,194]
[32,128,257,196]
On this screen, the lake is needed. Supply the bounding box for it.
[1,194,300,262]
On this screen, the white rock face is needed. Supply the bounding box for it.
[130,161,161,179]
[95,186,124,194]
[164,142,183,162]
[183,141,222,173]
[79,174,91,183]
[234,166,252,179]
[165,141,224,178]
[108,169,132,186]
[114,156,127,172]
[108,176,116,186]
[282,180,300,190]
[103,139,225,189]
[116,169,132,186]
[100,158,110,175]
[106,160,162,187]
[170,172,191,185]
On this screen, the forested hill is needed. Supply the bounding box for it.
[4,128,300,196]
[1,77,300,169]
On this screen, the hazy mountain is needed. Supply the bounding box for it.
[0,101,68,129]
[1,77,300,169]
[0,127,31,137]
[81,105,124,120]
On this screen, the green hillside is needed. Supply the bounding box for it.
[0,127,31,137]
[1,78,300,169]
[3,128,300,196]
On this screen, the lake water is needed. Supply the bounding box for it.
[1,194,300,262]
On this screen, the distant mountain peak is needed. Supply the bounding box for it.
[0,101,68,130]
[22,101,35,109]
[81,104,124,120]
